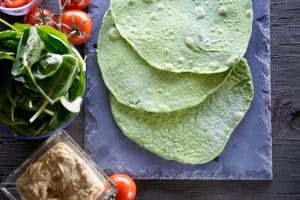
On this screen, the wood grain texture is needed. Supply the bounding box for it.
[0,0,300,199]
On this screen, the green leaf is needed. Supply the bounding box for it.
[9,120,48,136]
[0,63,11,102]
[12,27,45,76]
[13,76,39,93]
[11,26,53,103]
[28,54,79,123]
[37,25,71,54]
[14,95,43,112]
[32,52,63,80]
[47,103,73,132]
[0,63,16,124]
[8,106,52,136]
[15,83,41,98]
[12,23,31,32]
[0,22,86,137]
[8,125,40,136]
[0,111,29,126]
[60,48,86,113]
[0,30,21,52]
[0,51,15,61]
[68,48,86,100]
[39,54,78,100]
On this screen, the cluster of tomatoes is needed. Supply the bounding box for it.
[23,0,92,45]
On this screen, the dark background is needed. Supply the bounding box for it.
[1,0,300,199]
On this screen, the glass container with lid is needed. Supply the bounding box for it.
[0,131,116,200]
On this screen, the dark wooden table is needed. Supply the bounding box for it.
[1,0,300,199]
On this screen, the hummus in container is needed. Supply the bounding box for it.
[0,131,116,200]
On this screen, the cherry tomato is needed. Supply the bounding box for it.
[110,174,136,200]
[61,0,90,10]
[24,7,56,28]
[4,0,30,8]
[61,9,92,45]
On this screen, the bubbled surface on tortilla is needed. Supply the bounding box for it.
[111,59,254,164]
[97,12,229,112]
[110,0,253,74]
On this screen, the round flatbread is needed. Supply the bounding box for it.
[110,0,252,74]
[97,12,229,112]
[111,59,254,164]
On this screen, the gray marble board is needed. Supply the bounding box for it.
[84,0,272,180]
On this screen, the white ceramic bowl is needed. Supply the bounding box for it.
[0,0,41,16]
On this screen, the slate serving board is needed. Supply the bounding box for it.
[84,0,272,179]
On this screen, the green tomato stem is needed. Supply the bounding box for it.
[58,0,71,32]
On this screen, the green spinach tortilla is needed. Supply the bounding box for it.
[110,0,252,74]
[97,12,229,112]
[111,59,254,164]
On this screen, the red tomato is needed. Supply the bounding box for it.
[110,174,136,200]
[61,9,92,45]
[4,0,30,8]
[61,0,90,10]
[24,7,56,28]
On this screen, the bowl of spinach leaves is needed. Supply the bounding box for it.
[0,21,86,139]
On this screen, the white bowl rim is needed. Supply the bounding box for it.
[0,0,39,11]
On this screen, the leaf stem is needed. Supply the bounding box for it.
[44,109,54,116]
[25,66,54,104]
[29,101,48,123]
[10,104,15,123]
[36,122,47,135]
[0,18,15,31]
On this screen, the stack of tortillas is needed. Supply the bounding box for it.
[97,0,254,164]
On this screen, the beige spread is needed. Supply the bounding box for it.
[16,142,105,200]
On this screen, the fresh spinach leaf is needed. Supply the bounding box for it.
[8,124,39,136]
[28,55,78,123]
[8,105,53,136]
[0,23,85,137]
[0,64,11,102]
[12,27,45,76]
[0,51,15,61]
[0,30,21,52]
[47,103,73,132]
[11,26,54,103]
[0,64,16,124]
[32,52,63,80]
[0,18,30,33]
[15,83,41,98]
[12,23,31,32]
[37,25,71,54]
[39,54,78,100]
[0,111,29,126]
[14,96,43,112]
[9,120,48,136]
[13,75,40,93]
[60,49,86,113]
